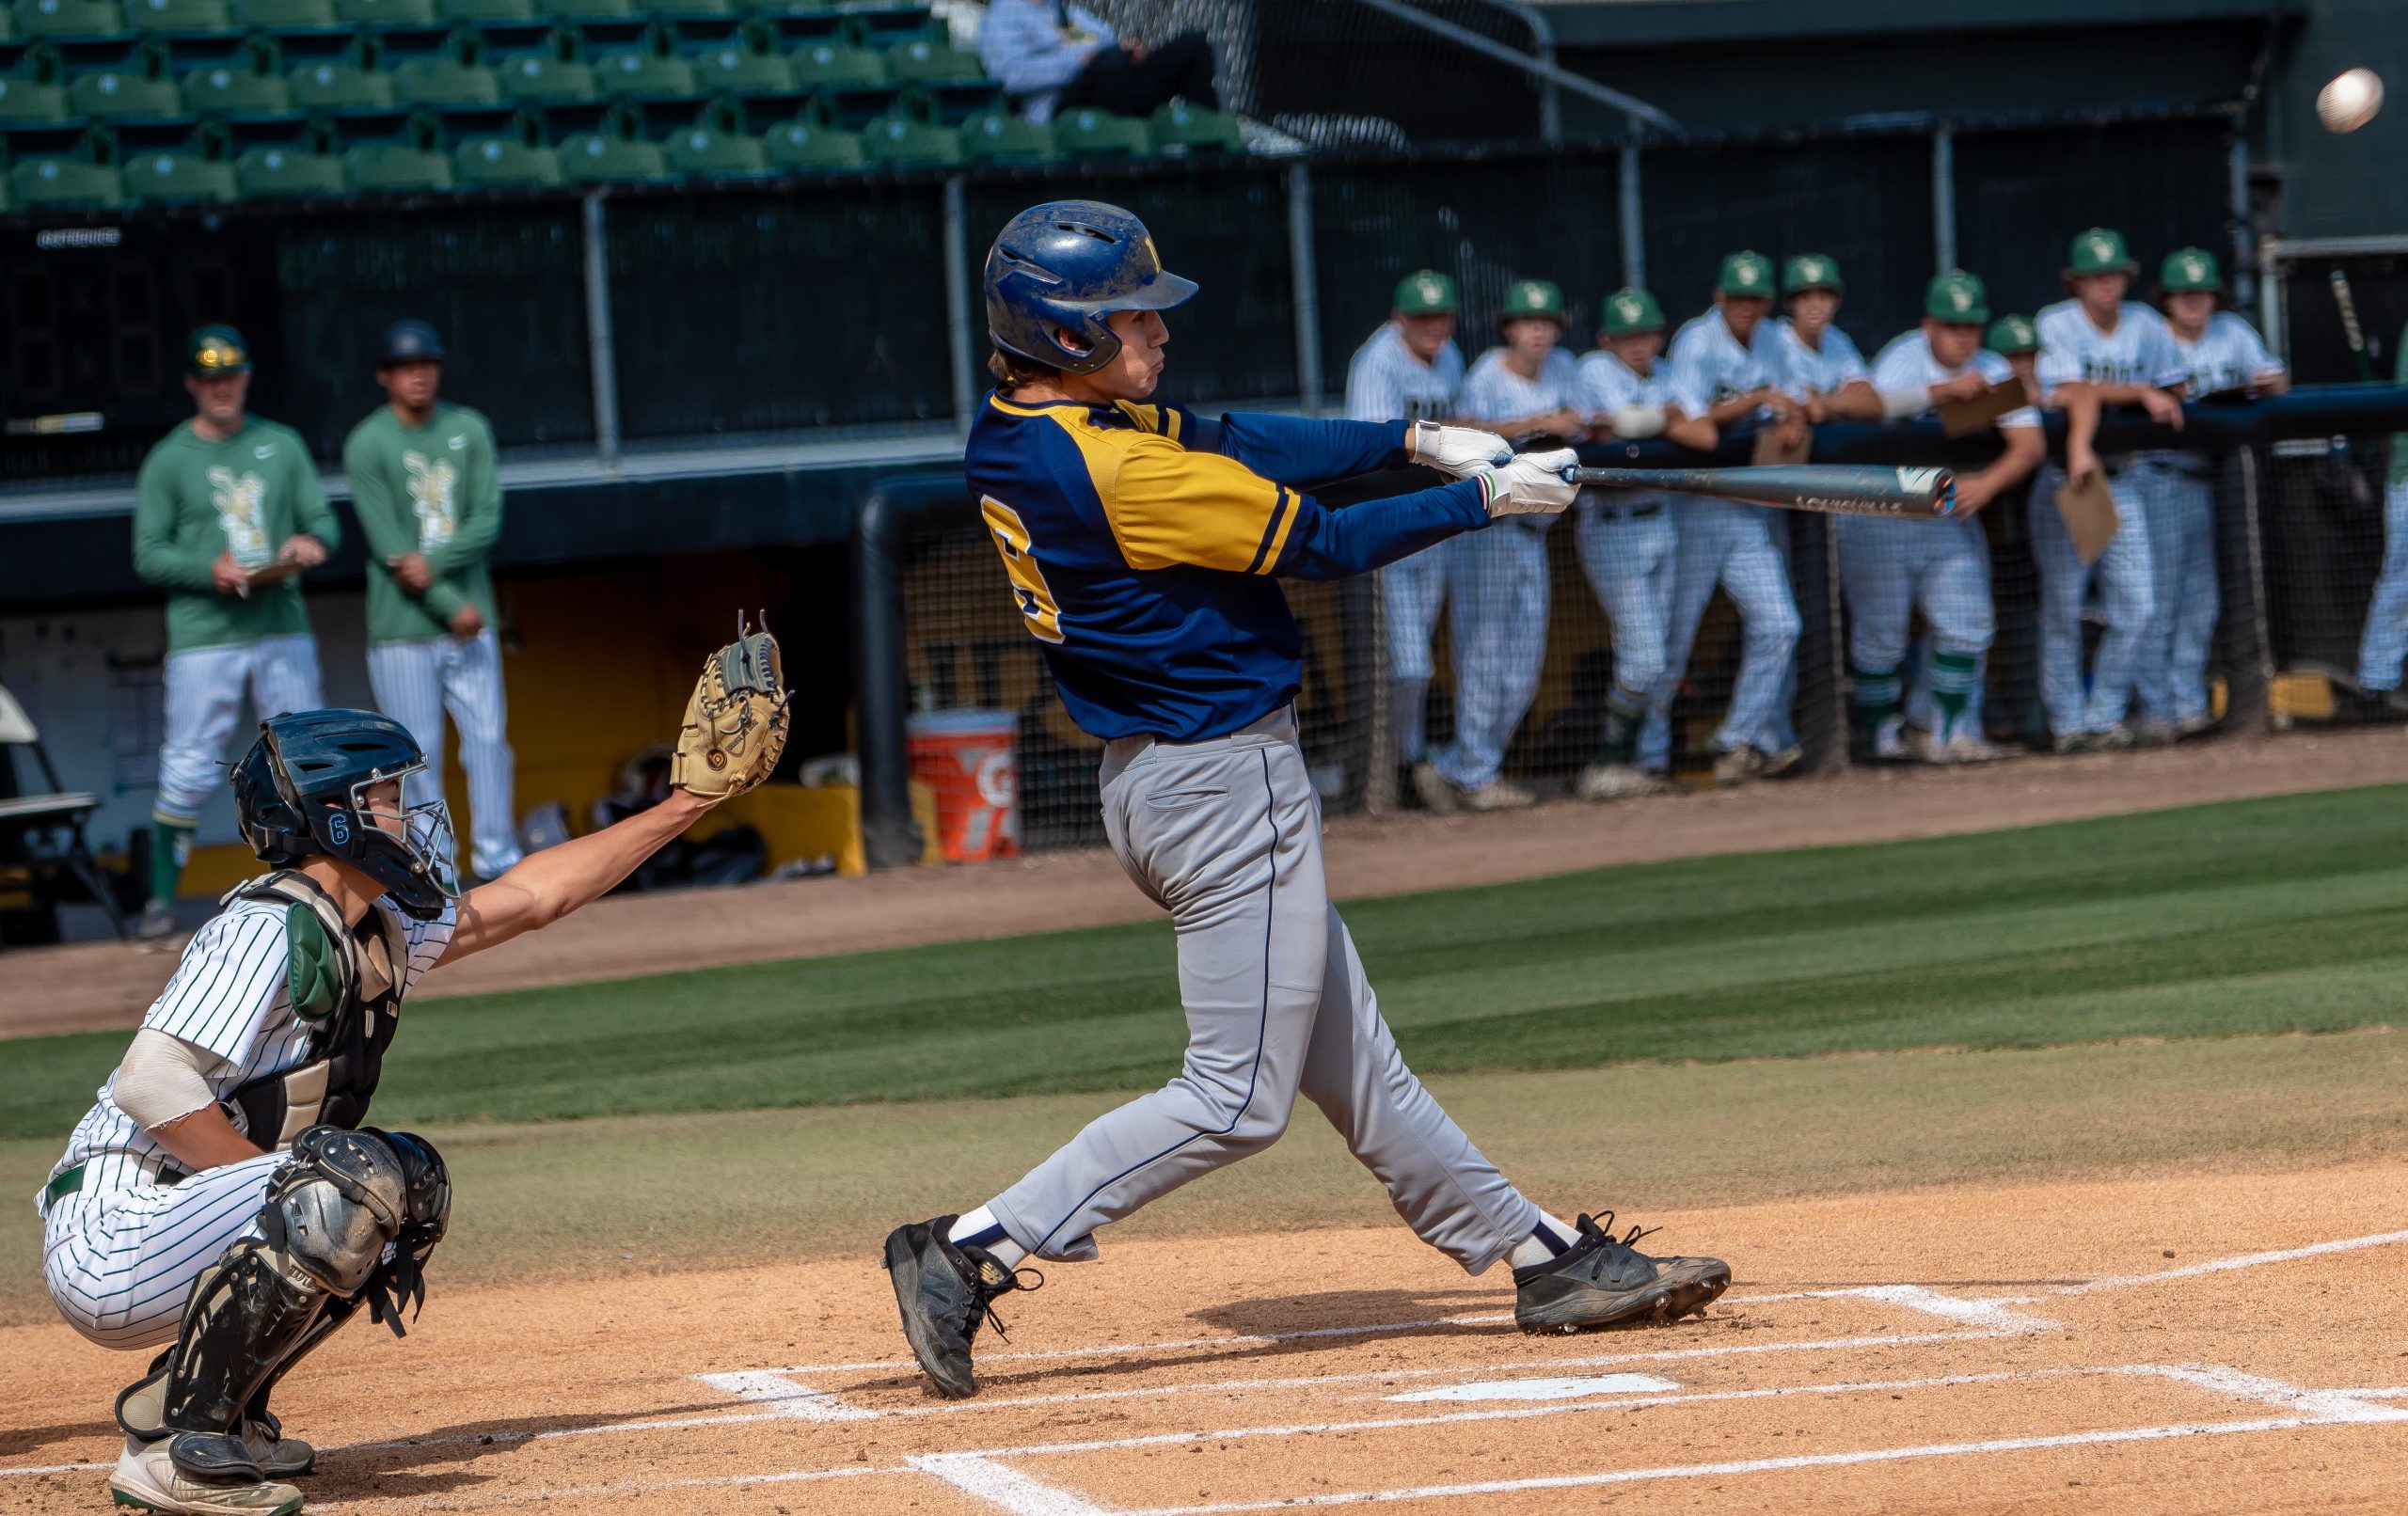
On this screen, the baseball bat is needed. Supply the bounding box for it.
[2331,269,2378,382]
[1558,464,1957,519]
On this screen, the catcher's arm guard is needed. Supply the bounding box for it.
[671,617,792,799]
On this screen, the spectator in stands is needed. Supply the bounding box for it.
[1344,270,1469,779]
[978,0,1219,124]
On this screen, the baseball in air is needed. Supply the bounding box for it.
[2317,68,2384,134]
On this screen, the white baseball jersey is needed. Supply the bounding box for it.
[1870,332,2043,429]
[44,893,456,1206]
[1766,320,1869,400]
[2163,311,2285,398]
[1575,348,1710,423]
[2035,300,2188,400]
[1343,324,1465,424]
[1667,312,1783,413]
[1459,346,1581,427]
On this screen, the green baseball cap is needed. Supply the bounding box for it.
[1718,250,1775,298]
[1924,269,1991,325]
[1782,253,1843,296]
[1984,313,2039,356]
[1598,286,1665,338]
[1500,277,1566,325]
[2157,245,2223,294]
[186,324,251,379]
[1393,269,1457,315]
[2066,227,2138,277]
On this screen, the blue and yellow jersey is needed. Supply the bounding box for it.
[965,391,1493,741]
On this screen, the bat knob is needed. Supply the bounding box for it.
[1557,463,1579,482]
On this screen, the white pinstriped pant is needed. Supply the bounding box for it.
[367,629,522,878]
[1428,519,1552,793]
[2357,479,2408,692]
[2030,465,2156,736]
[156,635,324,823]
[42,1152,284,1350]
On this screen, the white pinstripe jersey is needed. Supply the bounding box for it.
[1459,346,1580,426]
[41,892,455,1209]
[1342,324,1465,423]
[1574,348,1710,422]
[2035,300,2188,399]
[1667,311,1783,412]
[1766,319,1870,399]
[2164,311,2285,398]
[1870,332,2042,429]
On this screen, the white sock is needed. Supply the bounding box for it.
[947,1206,1028,1269]
[1508,1211,1580,1271]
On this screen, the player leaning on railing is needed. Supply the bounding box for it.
[879,198,1732,1402]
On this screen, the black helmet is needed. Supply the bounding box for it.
[230,709,458,921]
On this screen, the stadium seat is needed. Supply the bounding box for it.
[120,147,235,198]
[69,70,184,118]
[785,39,881,88]
[881,37,977,87]
[691,44,787,92]
[659,119,759,173]
[647,0,727,15]
[0,74,70,121]
[0,8,11,38]
[124,0,230,29]
[847,3,930,47]
[392,55,500,103]
[559,127,658,179]
[591,49,689,97]
[12,0,125,37]
[1149,99,1242,154]
[452,132,558,183]
[1054,104,1147,156]
[496,53,594,101]
[540,0,632,19]
[230,0,333,23]
[855,108,953,166]
[183,64,293,113]
[341,138,450,188]
[760,116,857,169]
[9,155,123,205]
[957,106,1050,164]
[234,139,343,192]
[438,0,533,18]
[288,58,396,108]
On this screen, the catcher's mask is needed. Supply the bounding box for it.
[231,708,459,921]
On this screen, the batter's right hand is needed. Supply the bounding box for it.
[1408,420,1513,479]
[1476,448,1580,517]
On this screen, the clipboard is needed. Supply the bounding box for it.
[1939,376,2031,438]
[2054,469,2121,565]
[244,561,302,588]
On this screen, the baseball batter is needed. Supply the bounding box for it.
[1344,271,1467,776]
[2138,248,2286,737]
[1571,286,1714,798]
[133,328,337,942]
[2358,318,2408,698]
[884,200,1729,1401]
[1417,277,1586,812]
[2034,227,2189,750]
[38,640,787,1515]
[1654,251,1805,783]
[1852,271,2043,762]
[345,320,524,880]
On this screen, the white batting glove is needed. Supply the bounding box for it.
[1473,447,1579,517]
[1407,419,1513,478]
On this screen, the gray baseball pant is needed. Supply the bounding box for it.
[987,707,1542,1272]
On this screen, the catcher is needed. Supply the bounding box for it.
[36,629,786,1516]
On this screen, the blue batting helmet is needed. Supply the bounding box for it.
[984,200,1196,376]
[231,709,459,921]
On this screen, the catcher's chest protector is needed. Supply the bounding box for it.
[219,871,409,1146]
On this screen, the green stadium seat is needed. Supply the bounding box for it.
[691,44,787,92]
[12,0,126,36]
[495,52,593,101]
[69,70,184,118]
[785,39,880,88]
[559,127,658,179]
[958,106,1050,163]
[591,49,689,96]
[881,37,977,87]
[230,0,333,23]
[235,140,343,192]
[10,155,124,205]
[124,0,230,29]
[647,0,726,14]
[337,0,436,22]
[660,119,760,173]
[1149,99,1242,154]
[856,108,953,166]
[288,58,396,108]
[121,148,235,199]
[342,138,451,187]
[183,64,293,113]
[452,132,558,183]
[0,8,12,37]
[760,116,857,169]
[539,0,631,19]
[438,0,532,18]
[0,74,71,122]
[393,56,500,103]
[1054,104,1147,156]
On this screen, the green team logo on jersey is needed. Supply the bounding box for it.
[209,466,272,567]
[405,450,460,550]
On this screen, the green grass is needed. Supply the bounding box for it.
[5,784,2406,1144]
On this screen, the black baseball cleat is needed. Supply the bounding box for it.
[1513,1212,1731,1334]
[881,1215,1040,1399]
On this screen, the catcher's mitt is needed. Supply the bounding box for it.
[672,617,791,799]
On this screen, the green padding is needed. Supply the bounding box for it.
[286,900,342,1022]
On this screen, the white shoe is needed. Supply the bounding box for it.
[1410,762,1459,815]
[2171,711,2219,740]
[1576,763,1671,801]
[119,1369,314,1481]
[1940,732,2010,764]
[1872,717,1910,763]
[1759,744,1803,779]
[1461,778,1537,813]
[108,1437,302,1516]
[1711,745,1765,786]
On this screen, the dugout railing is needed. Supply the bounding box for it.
[850,386,2408,868]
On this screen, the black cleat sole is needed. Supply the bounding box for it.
[1515,1265,1731,1335]
[882,1223,978,1399]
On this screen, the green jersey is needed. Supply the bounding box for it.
[132,418,338,654]
[341,402,503,644]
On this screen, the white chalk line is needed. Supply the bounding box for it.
[911,1452,1114,1516]
[695,1368,876,1423]
[2051,1227,2408,1297]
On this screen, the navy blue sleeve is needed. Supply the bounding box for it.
[1199,412,1412,491]
[1270,477,1491,583]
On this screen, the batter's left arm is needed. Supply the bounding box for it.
[1207,413,1412,491]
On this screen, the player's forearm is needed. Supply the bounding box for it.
[1214,413,1406,489]
[2082,382,2167,407]
[1989,427,2047,487]
[1704,394,1761,425]
[1275,478,1489,582]
[133,539,224,592]
[1822,384,1884,420]
[2060,386,2101,454]
[148,1103,267,1173]
[346,470,419,571]
[1665,414,1718,450]
[446,789,716,961]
